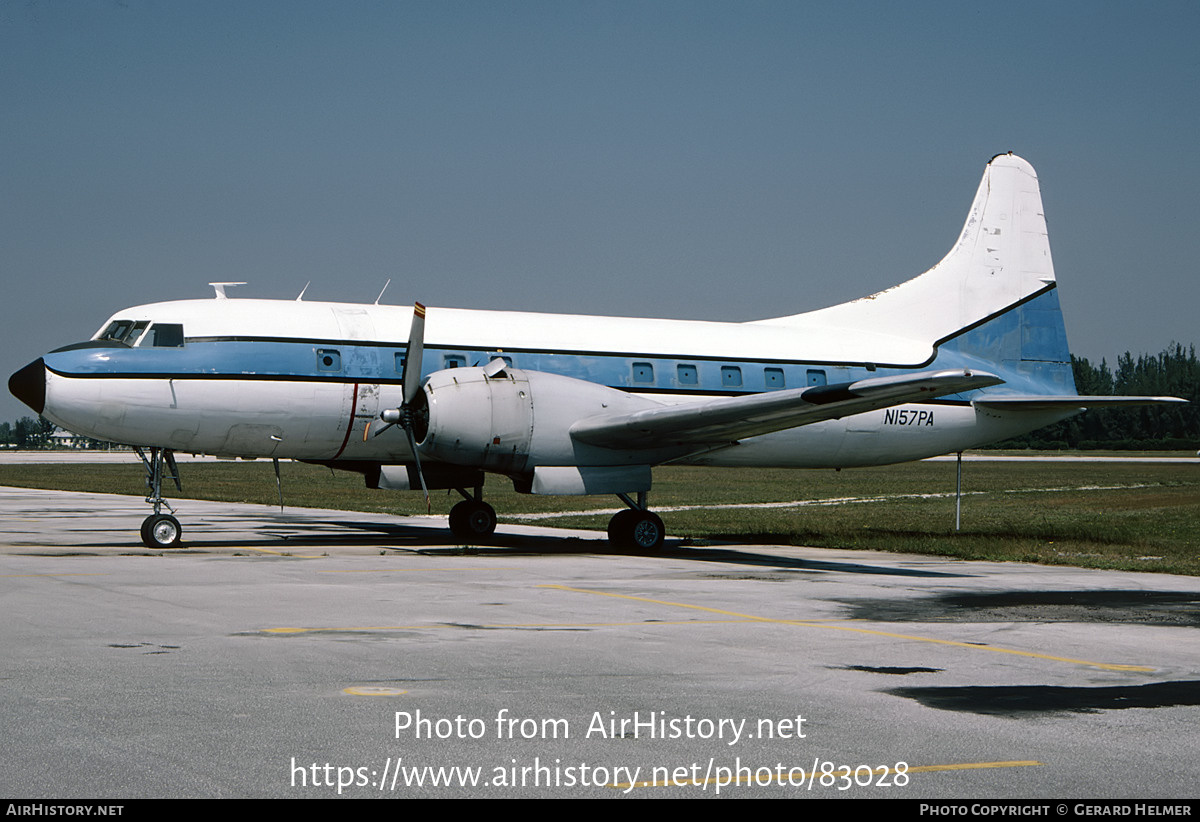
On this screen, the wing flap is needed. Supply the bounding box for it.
[571,369,1003,450]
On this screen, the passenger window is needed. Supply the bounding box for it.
[806,369,827,386]
[765,367,785,388]
[632,362,654,383]
[316,349,341,371]
[721,366,742,387]
[677,364,698,385]
[443,355,466,369]
[149,324,184,347]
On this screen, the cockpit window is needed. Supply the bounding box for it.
[98,320,149,345]
[99,320,134,342]
[97,320,183,347]
[149,323,184,347]
[123,321,149,347]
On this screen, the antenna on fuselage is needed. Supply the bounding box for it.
[296,282,310,301]
[374,279,392,305]
[209,282,247,299]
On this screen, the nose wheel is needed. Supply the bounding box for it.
[136,446,185,549]
[141,513,182,549]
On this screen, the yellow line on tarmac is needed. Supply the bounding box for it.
[540,585,1153,673]
[909,760,1042,773]
[318,568,505,573]
[234,546,326,558]
[262,618,749,634]
[0,573,110,578]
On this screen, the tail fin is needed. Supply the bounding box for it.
[760,153,1057,346]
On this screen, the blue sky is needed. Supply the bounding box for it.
[3,0,1198,422]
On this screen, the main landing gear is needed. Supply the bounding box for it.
[443,487,665,551]
[136,447,183,549]
[448,484,497,543]
[607,492,665,551]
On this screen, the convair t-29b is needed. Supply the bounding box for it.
[8,154,1183,549]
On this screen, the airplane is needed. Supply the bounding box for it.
[8,153,1185,550]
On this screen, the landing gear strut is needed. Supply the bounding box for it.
[448,484,496,543]
[607,491,665,551]
[136,447,183,549]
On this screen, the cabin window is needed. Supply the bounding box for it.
[316,349,341,372]
[632,362,654,383]
[765,367,785,389]
[721,366,742,387]
[148,323,184,347]
[443,355,466,369]
[677,364,698,386]
[394,353,406,373]
[806,369,827,386]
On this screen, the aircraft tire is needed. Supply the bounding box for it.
[449,500,496,543]
[607,509,664,551]
[606,509,637,548]
[141,514,182,549]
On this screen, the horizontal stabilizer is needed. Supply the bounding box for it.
[973,396,1187,411]
[571,369,1003,450]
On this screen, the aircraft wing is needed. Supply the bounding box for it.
[570,369,1003,450]
[973,396,1187,411]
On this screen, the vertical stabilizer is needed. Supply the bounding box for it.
[760,154,1057,347]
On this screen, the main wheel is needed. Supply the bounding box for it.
[607,508,638,548]
[448,500,497,542]
[141,514,182,549]
[607,509,665,551]
[628,511,665,551]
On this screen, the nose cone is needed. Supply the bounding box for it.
[9,358,46,414]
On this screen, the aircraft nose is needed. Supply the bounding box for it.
[8,358,46,414]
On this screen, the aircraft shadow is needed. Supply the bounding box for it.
[889,680,1200,716]
[66,514,971,578]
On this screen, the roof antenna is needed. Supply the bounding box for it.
[296,281,310,301]
[374,278,392,305]
[209,282,246,299]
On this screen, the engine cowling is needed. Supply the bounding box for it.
[413,362,665,473]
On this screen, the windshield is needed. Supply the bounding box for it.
[96,320,184,347]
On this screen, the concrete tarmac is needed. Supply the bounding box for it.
[2,485,1198,799]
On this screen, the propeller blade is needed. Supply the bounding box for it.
[401,302,425,407]
[404,425,430,513]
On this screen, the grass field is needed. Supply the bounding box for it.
[1,457,1197,574]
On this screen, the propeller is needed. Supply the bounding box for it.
[371,302,430,510]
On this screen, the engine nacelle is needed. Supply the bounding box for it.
[414,362,665,474]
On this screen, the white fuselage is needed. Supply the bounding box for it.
[37,297,1074,473]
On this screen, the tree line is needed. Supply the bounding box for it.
[997,343,1199,449]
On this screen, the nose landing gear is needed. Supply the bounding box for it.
[136,447,183,549]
